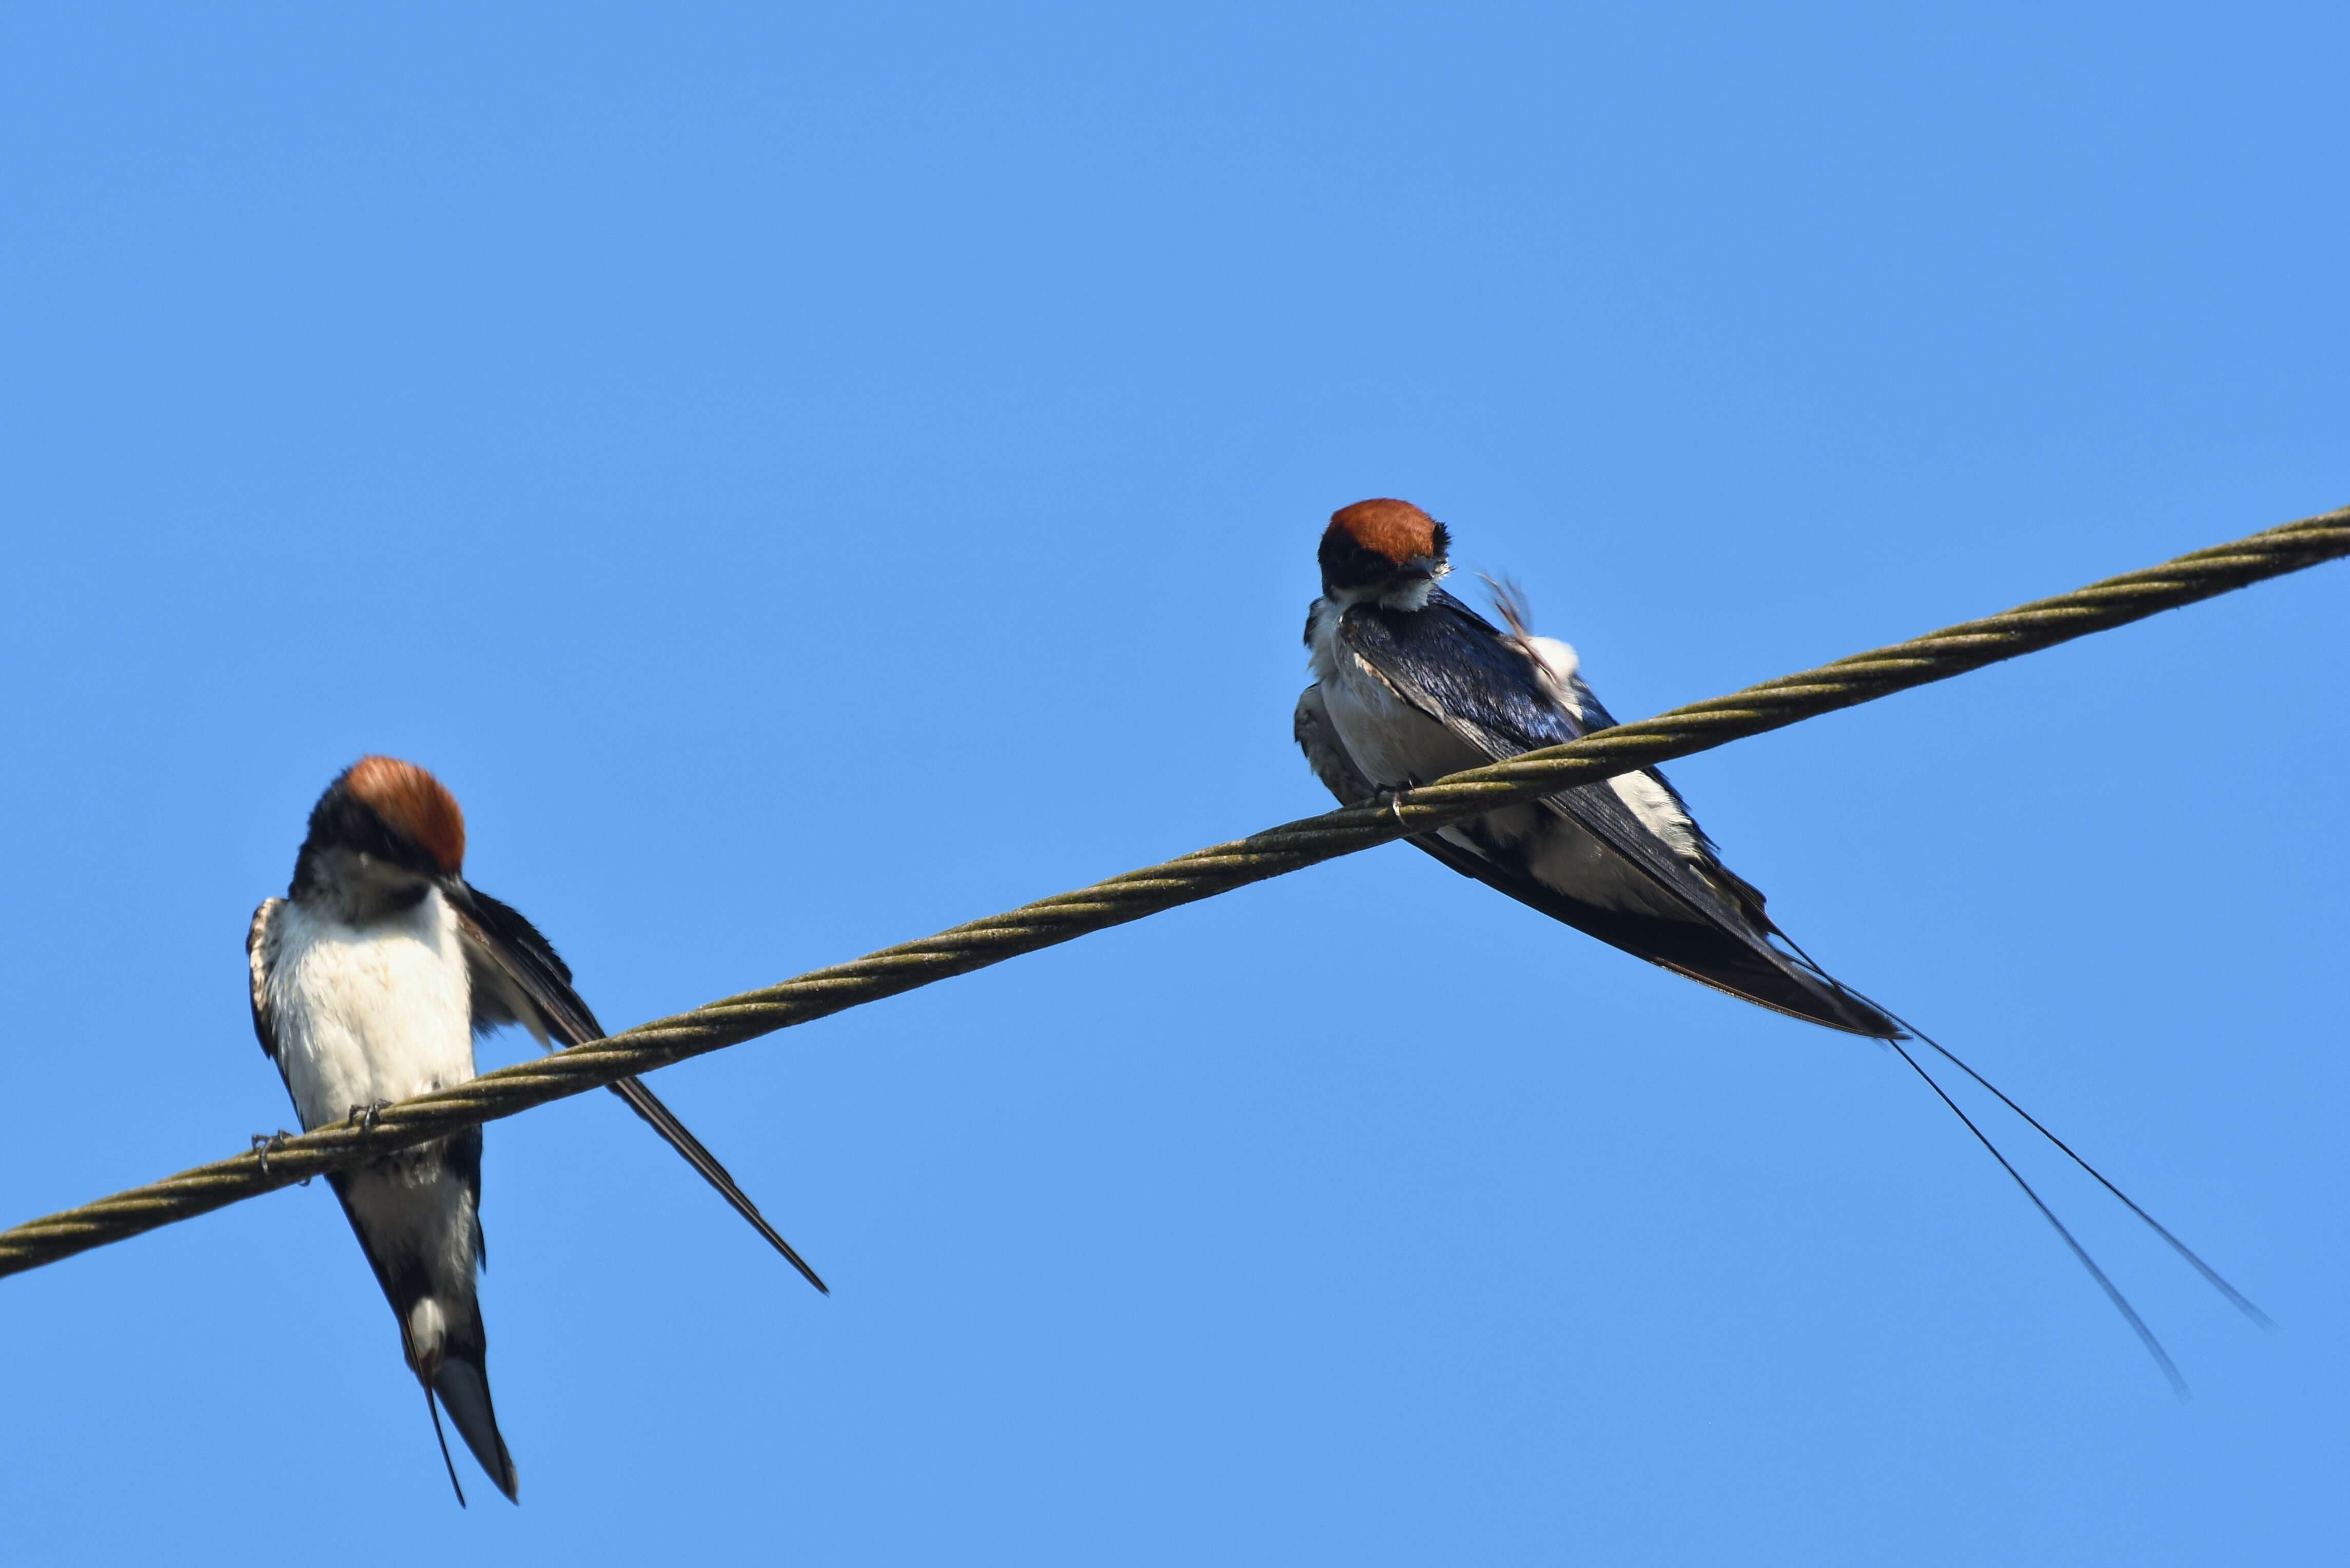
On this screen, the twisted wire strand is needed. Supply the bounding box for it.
[2,504,2343,1280]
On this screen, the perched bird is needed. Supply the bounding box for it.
[1294,499,2261,1382]
[246,756,821,1503]
[1295,497,1893,1034]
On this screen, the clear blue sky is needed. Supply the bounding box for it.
[3,4,2343,1563]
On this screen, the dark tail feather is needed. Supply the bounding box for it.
[1401,829,1901,1038]
[1731,921,1907,1041]
[1888,1038,2189,1398]
[605,1075,830,1295]
[423,1383,466,1508]
[433,1347,519,1503]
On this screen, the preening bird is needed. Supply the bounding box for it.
[246,756,822,1503]
[1294,499,2263,1384]
[1297,498,1896,1034]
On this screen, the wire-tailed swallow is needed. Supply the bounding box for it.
[245,756,821,1503]
[1294,499,2262,1381]
[1295,497,1893,1033]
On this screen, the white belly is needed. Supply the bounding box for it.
[267,891,477,1132]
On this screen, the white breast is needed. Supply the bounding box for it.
[266,890,477,1133]
[1307,600,1487,790]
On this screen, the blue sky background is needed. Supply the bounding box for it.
[3,4,2344,1562]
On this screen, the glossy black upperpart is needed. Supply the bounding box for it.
[1345,590,1573,748]
[1334,591,1902,1038]
[451,883,602,1041]
[449,881,832,1293]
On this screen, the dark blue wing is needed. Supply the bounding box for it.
[1341,596,1729,908]
[1337,592,1897,1036]
[1347,591,1590,753]
[449,884,828,1292]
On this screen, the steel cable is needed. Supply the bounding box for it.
[1,503,2342,1280]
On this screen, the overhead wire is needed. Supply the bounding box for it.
[0,502,2341,1282]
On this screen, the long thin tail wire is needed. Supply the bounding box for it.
[424,1384,468,1508]
[1886,1037,2188,1398]
[1772,910,2268,1371]
[1890,1014,2270,1328]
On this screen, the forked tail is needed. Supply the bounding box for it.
[430,1332,519,1504]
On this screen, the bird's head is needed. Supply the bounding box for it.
[1318,499,1453,608]
[292,755,468,913]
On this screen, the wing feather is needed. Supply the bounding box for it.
[1333,594,1897,1036]
[448,884,828,1292]
[246,898,285,1062]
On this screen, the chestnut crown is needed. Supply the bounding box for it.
[1318,499,1453,595]
[310,755,467,876]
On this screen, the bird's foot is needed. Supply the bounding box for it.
[345,1100,390,1134]
[251,1130,291,1179]
[1372,784,1414,828]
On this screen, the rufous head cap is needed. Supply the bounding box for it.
[1318,499,1452,593]
[338,755,466,874]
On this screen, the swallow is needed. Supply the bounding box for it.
[1297,498,1894,1033]
[1294,499,2262,1381]
[246,756,821,1503]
